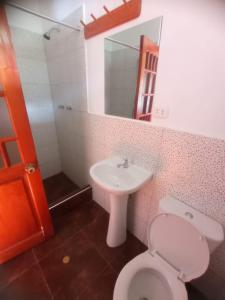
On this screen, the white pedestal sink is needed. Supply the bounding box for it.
[90,157,153,247]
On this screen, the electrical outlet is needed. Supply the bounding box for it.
[152,106,169,119]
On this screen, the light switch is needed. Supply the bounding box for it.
[152,106,169,119]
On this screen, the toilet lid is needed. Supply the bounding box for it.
[148,213,210,282]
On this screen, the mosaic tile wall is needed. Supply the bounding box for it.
[73,111,225,299]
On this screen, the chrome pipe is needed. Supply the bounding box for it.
[105,37,139,51]
[6,2,81,32]
[49,186,91,210]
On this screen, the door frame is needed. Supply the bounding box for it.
[133,35,159,121]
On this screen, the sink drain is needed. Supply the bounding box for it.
[139,298,149,300]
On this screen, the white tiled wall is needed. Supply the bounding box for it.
[77,111,225,299]
[10,26,61,179]
[44,7,88,188]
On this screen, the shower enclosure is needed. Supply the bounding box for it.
[105,38,139,119]
[2,3,89,208]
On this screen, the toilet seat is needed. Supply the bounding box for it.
[113,251,188,300]
[113,213,210,300]
[148,213,210,282]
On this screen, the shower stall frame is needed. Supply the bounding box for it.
[6,2,81,31]
[3,3,92,213]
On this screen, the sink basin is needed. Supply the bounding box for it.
[90,157,153,247]
[90,157,153,195]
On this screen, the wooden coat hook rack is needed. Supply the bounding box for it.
[80,0,142,39]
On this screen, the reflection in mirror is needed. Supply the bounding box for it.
[105,17,162,121]
[0,99,15,138]
[0,154,4,169]
[5,4,88,207]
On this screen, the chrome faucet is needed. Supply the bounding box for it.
[117,158,129,168]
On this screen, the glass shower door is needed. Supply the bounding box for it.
[5,3,89,208]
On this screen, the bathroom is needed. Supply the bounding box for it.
[0,0,225,299]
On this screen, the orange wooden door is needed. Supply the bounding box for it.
[133,35,159,121]
[0,7,54,264]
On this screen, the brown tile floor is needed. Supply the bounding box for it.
[43,172,80,206]
[0,200,208,300]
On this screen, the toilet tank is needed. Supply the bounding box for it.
[159,196,224,253]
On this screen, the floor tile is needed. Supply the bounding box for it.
[39,230,108,298]
[0,250,36,291]
[33,200,104,262]
[83,211,147,272]
[43,172,80,206]
[0,265,52,300]
[49,187,92,219]
[187,283,209,300]
[0,200,209,300]
[33,211,81,261]
[109,233,147,273]
[77,265,117,300]
[70,200,105,230]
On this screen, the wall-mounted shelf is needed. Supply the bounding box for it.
[80,0,142,40]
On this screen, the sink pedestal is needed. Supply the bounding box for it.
[107,194,128,247]
[90,157,153,248]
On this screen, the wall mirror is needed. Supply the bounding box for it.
[104,17,162,121]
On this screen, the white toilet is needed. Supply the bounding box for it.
[113,196,224,300]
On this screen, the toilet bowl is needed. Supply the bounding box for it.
[114,197,224,300]
[114,212,210,300]
[114,251,187,300]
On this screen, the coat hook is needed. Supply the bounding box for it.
[90,14,97,21]
[103,5,110,14]
[80,20,86,27]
